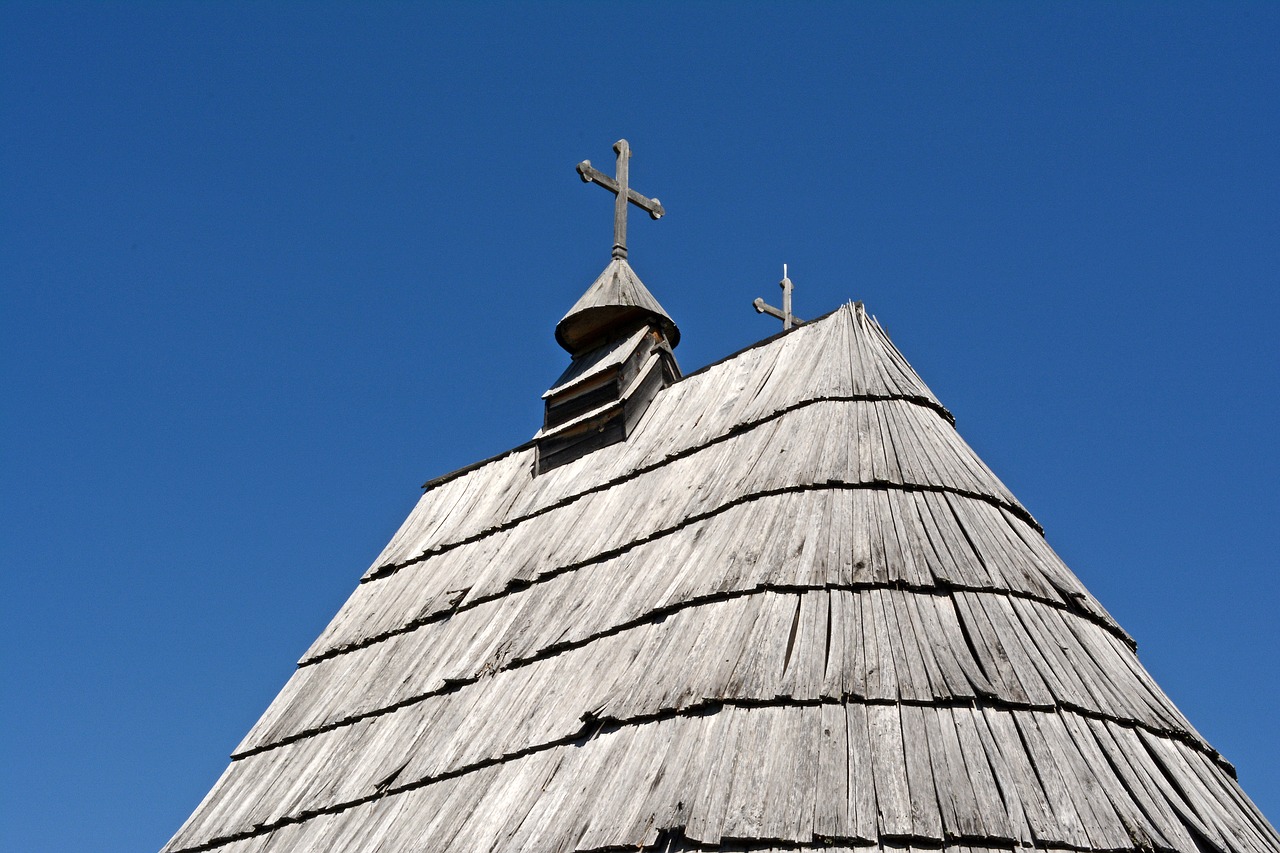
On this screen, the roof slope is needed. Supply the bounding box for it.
[163,303,1280,853]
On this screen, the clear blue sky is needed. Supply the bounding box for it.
[3,4,1277,851]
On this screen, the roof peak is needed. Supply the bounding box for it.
[554,257,680,355]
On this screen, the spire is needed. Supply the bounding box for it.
[558,140,678,356]
[535,140,682,471]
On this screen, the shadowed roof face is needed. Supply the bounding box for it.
[555,257,680,354]
[162,303,1280,853]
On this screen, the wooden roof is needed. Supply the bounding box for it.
[163,302,1280,853]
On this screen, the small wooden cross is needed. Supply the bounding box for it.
[754,264,805,330]
[577,139,665,260]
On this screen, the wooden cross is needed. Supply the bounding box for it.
[754,264,805,330]
[577,139,665,260]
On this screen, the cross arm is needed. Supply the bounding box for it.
[753,298,805,326]
[576,161,666,219]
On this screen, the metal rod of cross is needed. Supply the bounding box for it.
[576,139,665,260]
[754,264,805,330]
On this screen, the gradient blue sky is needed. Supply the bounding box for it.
[3,4,1278,851]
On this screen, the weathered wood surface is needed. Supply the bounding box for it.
[231,585,1197,759]
[294,483,1111,678]
[184,583,1214,838]
[163,302,1280,853]
[555,256,680,352]
[542,325,651,400]
[371,303,958,576]
[167,703,1277,853]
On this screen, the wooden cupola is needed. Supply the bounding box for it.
[535,257,681,473]
[534,139,680,473]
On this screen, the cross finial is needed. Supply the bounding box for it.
[753,264,805,330]
[577,139,665,260]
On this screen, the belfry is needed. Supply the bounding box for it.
[537,140,680,473]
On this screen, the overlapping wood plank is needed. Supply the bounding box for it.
[195,701,1269,853]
